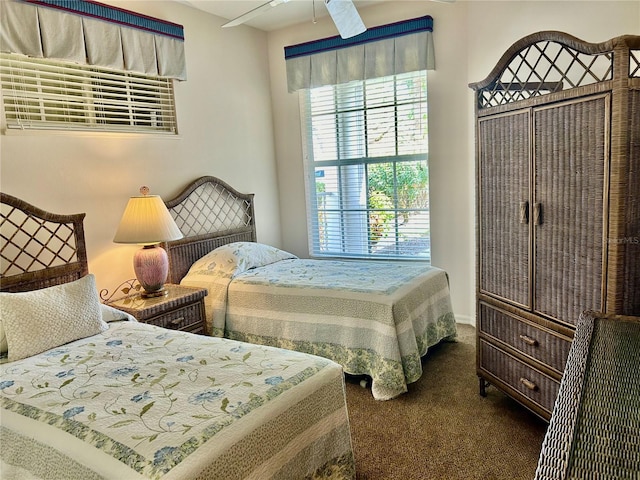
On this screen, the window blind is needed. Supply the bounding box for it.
[0,53,177,133]
[301,70,430,260]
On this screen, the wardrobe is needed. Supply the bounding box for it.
[469,32,640,420]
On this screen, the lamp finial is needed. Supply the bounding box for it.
[139,186,150,196]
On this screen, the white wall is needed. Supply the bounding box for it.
[0,0,282,295]
[1,0,637,321]
[267,1,639,325]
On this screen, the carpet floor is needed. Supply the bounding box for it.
[344,323,548,480]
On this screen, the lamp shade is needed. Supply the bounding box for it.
[113,191,183,245]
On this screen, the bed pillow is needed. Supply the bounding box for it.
[0,286,128,356]
[101,303,137,323]
[185,242,297,279]
[0,274,108,361]
[0,322,6,355]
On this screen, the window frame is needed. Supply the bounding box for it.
[300,70,431,262]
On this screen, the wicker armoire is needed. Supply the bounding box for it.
[469,32,640,421]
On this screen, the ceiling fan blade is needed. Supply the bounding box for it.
[222,0,290,28]
[324,0,366,39]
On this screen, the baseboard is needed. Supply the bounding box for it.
[454,313,475,327]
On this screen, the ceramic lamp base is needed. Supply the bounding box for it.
[140,288,168,298]
[133,244,169,297]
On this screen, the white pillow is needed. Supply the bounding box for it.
[0,274,108,361]
[185,242,297,279]
[0,299,129,356]
[100,303,137,323]
[0,322,6,355]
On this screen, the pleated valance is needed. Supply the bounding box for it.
[0,0,186,80]
[284,15,435,93]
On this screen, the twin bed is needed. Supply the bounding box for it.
[163,176,457,401]
[0,175,456,478]
[0,192,355,479]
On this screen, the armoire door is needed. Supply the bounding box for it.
[533,94,609,327]
[478,110,531,309]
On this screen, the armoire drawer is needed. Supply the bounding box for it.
[479,302,572,375]
[479,340,560,414]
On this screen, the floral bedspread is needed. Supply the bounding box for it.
[0,322,354,479]
[183,258,457,401]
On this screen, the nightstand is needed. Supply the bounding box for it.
[107,284,208,335]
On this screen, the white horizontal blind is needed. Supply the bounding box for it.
[0,53,177,133]
[300,70,430,260]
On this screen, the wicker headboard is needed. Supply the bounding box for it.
[0,193,89,293]
[163,176,256,284]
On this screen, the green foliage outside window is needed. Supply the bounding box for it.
[367,161,429,239]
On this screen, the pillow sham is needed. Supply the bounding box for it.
[0,274,108,361]
[184,242,297,279]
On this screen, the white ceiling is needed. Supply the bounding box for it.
[179,0,387,32]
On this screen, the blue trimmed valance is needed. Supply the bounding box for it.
[284,16,435,92]
[0,0,186,80]
[285,15,433,59]
[21,0,184,40]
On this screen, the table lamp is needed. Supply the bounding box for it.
[113,186,183,297]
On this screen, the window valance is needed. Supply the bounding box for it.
[284,15,434,93]
[0,0,186,80]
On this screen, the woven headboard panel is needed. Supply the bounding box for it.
[163,176,256,284]
[0,193,88,293]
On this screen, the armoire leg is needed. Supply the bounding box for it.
[479,377,488,397]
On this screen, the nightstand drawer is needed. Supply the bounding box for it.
[105,284,207,335]
[479,339,560,414]
[479,302,572,374]
[146,302,205,334]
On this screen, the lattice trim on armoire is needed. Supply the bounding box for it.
[471,31,640,109]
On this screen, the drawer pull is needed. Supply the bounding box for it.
[519,377,538,391]
[170,317,185,326]
[519,334,539,347]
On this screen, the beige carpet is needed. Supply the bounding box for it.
[344,324,548,480]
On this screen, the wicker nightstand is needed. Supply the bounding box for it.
[107,284,208,335]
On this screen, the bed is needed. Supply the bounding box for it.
[0,192,355,479]
[163,176,458,401]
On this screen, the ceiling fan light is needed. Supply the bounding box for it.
[324,0,366,39]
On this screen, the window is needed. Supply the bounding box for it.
[300,70,430,261]
[0,53,177,134]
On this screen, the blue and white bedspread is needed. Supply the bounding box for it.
[0,322,355,479]
[182,245,457,401]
